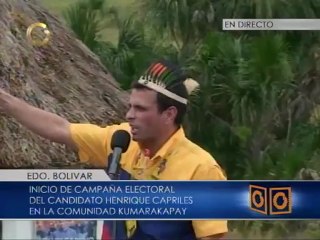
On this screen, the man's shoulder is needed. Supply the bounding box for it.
[178,137,218,165]
[182,139,226,180]
[164,137,226,180]
[69,121,132,166]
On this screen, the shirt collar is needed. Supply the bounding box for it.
[145,126,185,160]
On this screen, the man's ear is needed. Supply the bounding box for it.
[163,106,178,124]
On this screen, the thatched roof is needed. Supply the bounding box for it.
[0,0,128,168]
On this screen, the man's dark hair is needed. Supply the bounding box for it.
[131,59,189,126]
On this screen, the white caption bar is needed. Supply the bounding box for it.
[223,19,320,30]
[0,169,110,181]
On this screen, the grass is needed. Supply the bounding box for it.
[41,0,136,43]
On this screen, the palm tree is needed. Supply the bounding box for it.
[212,0,320,20]
[185,28,320,179]
[139,0,215,53]
[63,0,156,89]
[63,0,107,50]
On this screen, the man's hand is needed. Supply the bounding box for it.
[0,88,76,149]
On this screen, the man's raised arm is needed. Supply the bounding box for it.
[0,89,76,150]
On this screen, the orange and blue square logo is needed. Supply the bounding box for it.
[249,185,292,215]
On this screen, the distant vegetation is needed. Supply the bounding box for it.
[43,0,320,238]
[42,0,135,43]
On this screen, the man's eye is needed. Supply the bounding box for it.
[136,106,146,111]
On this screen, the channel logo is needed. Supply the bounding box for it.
[26,22,51,47]
[249,185,292,215]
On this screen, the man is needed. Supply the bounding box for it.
[0,60,228,239]
[51,221,78,240]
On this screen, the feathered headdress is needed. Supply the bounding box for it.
[137,60,199,105]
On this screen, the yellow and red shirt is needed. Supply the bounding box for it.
[70,122,228,238]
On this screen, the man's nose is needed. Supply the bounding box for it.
[126,107,135,120]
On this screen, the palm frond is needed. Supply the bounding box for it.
[63,0,106,50]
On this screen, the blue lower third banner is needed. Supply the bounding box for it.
[0,181,319,219]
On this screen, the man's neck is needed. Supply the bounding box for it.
[139,126,179,158]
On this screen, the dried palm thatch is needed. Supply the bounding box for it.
[0,0,129,168]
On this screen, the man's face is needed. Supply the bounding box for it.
[126,89,166,142]
[58,221,68,230]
